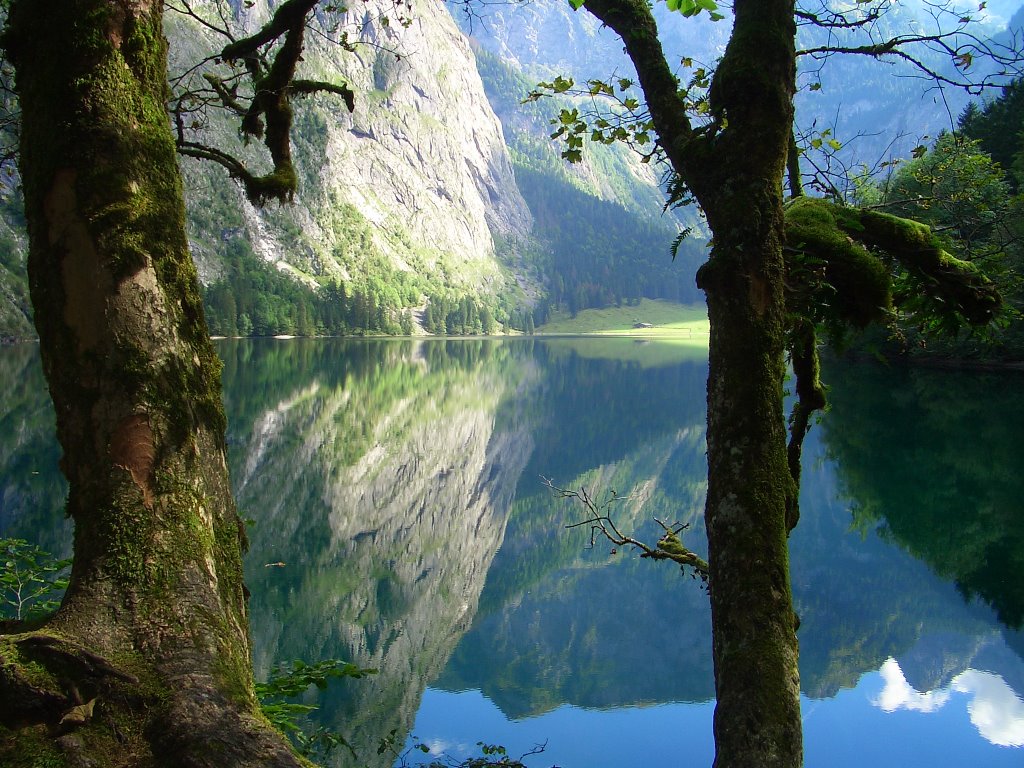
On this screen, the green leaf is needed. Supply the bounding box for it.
[552,76,575,93]
[568,0,586,9]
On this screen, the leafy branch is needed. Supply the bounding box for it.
[523,53,718,169]
[391,735,549,768]
[256,657,376,762]
[0,538,71,621]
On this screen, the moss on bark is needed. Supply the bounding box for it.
[0,1,301,764]
[584,2,805,766]
[784,197,1001,329]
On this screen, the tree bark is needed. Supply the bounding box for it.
[0,2,302,765]
[583,1,802,766]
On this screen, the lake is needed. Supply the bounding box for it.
[1,337,1022,767]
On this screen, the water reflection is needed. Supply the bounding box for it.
[1,341,1022,766]
[951,669,1024,747]
[875,657,955,713]
[224,339,539,761]
[822,359,1024,630]
[0,343,70,556]
[874,659,1024,747]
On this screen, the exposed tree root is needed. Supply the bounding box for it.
[0,629,307,768]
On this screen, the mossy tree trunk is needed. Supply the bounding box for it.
[0,2,302,764]
[583,1,802,766]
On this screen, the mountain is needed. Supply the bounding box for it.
[3,1,1017,340]
[0,0,706,340]
[0,0,549,340]
[459,0,1021,183]
[167,0,541,334]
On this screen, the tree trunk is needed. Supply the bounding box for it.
[693,6,803,764]
[697,181,803,768]
[581,1,803,765]
[0,2,302,765]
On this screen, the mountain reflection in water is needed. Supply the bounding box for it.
[0,338,1021,767]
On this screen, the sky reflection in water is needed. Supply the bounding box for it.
[407,661,1024,768]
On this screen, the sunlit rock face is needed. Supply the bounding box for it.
[167,0,535,298]
[227,340,537,765]
[315,0,534,265]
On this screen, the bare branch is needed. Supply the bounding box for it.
[203,73,247,115]
[796,0,1024,94]
[545,477,710,583]
[164,0,235,42]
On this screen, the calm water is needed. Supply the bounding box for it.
[1,337,1023,767]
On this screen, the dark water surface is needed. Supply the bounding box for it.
[2,337,1022,767]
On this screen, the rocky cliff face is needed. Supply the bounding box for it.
[0,0,540,339]
[171,0,536,297]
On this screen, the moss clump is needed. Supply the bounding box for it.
[100,492,152,588]
[784,196,1003,332]
[858,209,1000,326]
[784,197,892,329]
[0,724,67,768]
[242,164,299,206]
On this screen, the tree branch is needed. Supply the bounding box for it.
[582,0,697,173]
[219,0,320,63]
[546,478,710,583]
[290,79,356,111]
[784,319,827,533]
[171,0,356,205]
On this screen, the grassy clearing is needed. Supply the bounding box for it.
[537,299,709,337]
[534,300,709,367]
[542,336,709,368]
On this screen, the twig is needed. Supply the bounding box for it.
[545,477,710,584]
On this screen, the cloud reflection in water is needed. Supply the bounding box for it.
[873,658,1024,747]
